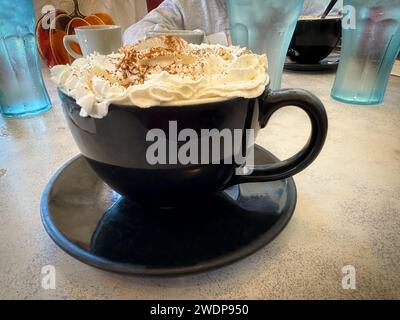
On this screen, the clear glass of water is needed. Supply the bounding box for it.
[331,0,400,105]
[227,0,305,90]
[0,0,51,117]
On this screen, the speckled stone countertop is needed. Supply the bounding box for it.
[0,68,399,300]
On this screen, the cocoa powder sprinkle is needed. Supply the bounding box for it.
[104,36,249,87]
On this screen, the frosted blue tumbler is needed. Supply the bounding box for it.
[227,0,305,89]
[331,0,400,105]
[0,0,51,117]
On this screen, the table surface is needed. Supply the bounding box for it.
[0,69,399,300]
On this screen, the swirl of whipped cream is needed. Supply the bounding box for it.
[51,36,269,119]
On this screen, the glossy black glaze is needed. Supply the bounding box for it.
[40,148,297,276]
[288,18,341,64]
[59,87,327,206]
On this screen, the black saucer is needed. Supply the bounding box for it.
[40,145,297,276]
[284,53,340,72]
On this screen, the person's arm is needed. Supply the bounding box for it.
[123,0,184,45]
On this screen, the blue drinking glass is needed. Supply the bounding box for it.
[0,0,51,117]
[331,0,400,105]
[227,0,305,90]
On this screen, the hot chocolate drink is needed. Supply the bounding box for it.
[55,36,328,206]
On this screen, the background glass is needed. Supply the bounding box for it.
[331,0,400,105]
[0,0,51,117]
[227,0,305,89]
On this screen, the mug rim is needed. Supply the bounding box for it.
[58,82,270,112]
[297,16,342,21]
[75,25,121,32]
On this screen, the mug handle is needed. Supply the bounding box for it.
[63,35,83,59]
[230,88,328,185]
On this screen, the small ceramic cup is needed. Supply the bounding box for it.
[63,25,122,58]
[146,29,205,44]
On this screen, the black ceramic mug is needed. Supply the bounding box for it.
[288,17,342,64]
[60,86,328,206]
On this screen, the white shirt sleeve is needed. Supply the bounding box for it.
[123,0,184,45]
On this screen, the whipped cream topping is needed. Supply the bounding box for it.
[52,36,269,118]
